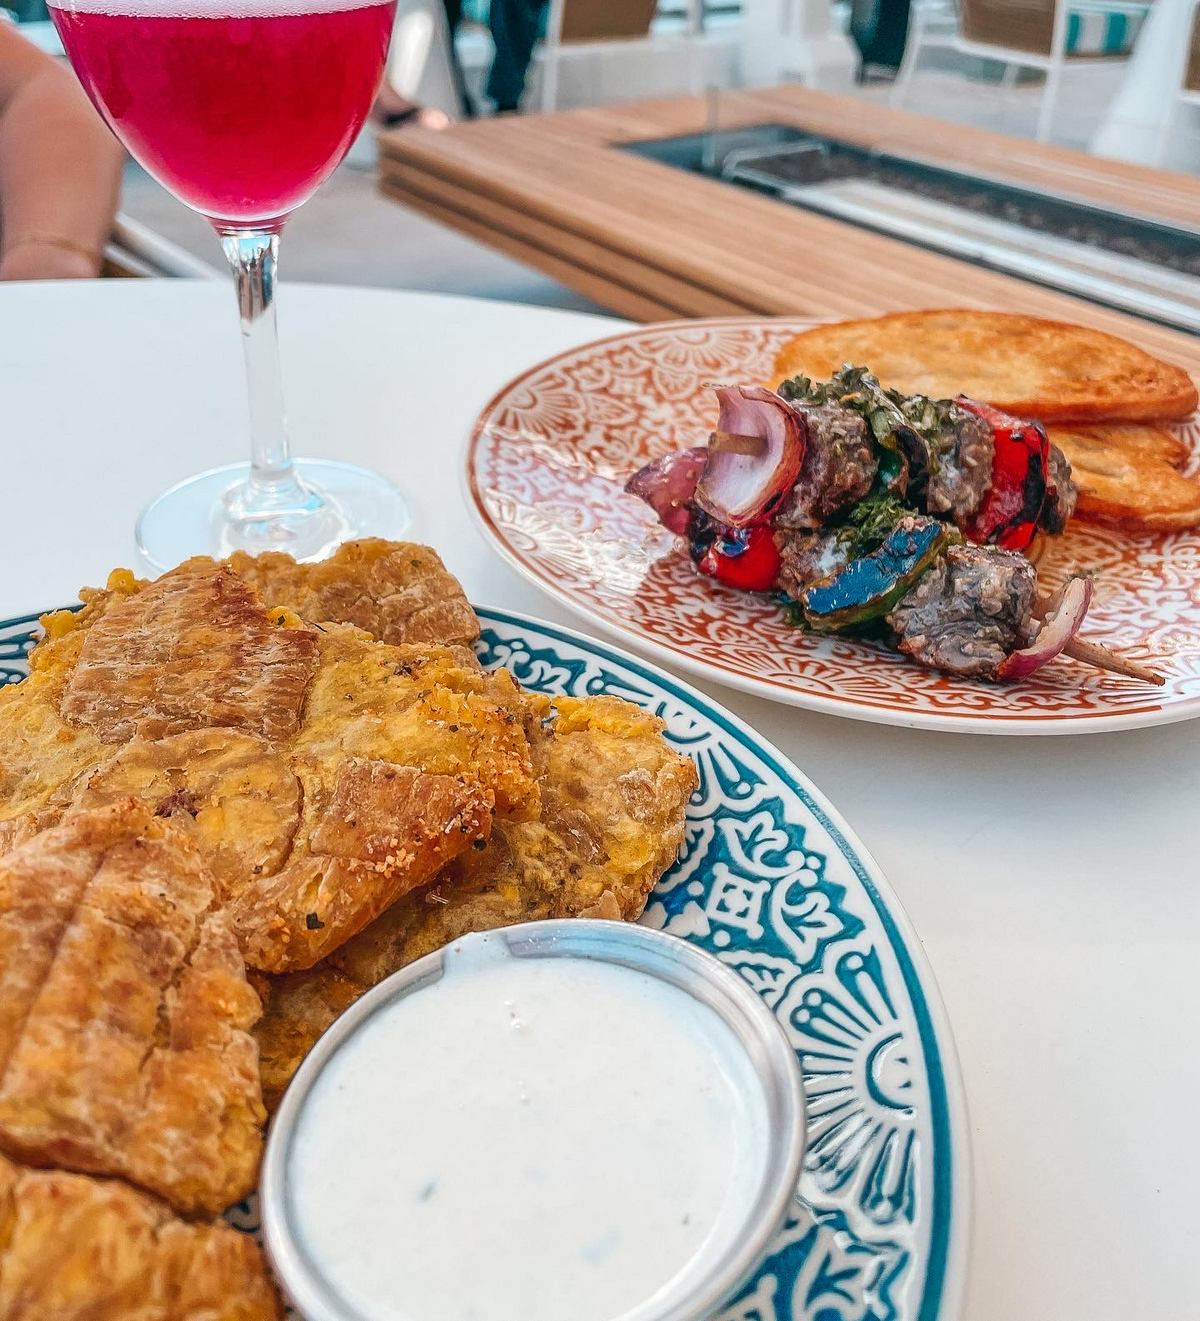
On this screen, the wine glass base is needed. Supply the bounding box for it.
[135,459,411,571]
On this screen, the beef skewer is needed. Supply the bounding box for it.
[709,413,1163,683]
[628,374,1165,685]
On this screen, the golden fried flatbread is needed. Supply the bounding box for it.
[1046,423,1190,470]
[254,694,699,1107]
[0,804,264,1216]
[1048,425,1200,530]
[0,562,534,973]
[0,1154,282,1320]
[226,538,480,648]
[771,310,1198,423]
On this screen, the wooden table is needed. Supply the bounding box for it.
[378,85,1200,369]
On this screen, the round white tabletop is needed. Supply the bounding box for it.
[3,280,1198,1321]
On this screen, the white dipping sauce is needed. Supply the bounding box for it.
[286,932,770,1321]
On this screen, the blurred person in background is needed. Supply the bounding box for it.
[487,0,544,113]
[0,20,122,280]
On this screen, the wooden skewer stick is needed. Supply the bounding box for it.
[709,429,767,457]
[1063,637,1166,687]
[1035,591,1166,685]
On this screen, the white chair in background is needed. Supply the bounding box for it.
[892,0,1150,141]
[538,0,705,111]
[739,0,859,89]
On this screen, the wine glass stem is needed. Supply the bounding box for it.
[219,226,318,516]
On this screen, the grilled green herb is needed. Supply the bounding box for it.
[779,365,958,485]
[836,490,911,559]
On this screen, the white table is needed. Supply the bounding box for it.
[3,281,1198,1321]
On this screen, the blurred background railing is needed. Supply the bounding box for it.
[103,217,221,279]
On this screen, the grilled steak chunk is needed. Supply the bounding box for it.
[886,544,1035,678]
[1040,444,1078,534]
[926,405,995,524]
[774,529,851,600]
[774,405,877,529]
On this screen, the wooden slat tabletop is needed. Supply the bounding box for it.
[377,86,1200,373]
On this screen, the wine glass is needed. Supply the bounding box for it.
[50,0,408,567]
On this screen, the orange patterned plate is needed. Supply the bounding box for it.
[467,317,1200,734]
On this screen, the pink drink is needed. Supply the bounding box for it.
[50,0,396,227]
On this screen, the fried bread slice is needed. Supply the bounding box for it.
[0,804,264,1216]
[0,562,537,972]
[1046,423,1190,471]
[771,311,1199,423]
[227,539,479,647]
[254,694,698,1107]
[1048,425,1200,529]
[0,1154,282,1320]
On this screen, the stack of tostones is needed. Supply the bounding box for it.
[0,539,697,1313]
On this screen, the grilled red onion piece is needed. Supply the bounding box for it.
[995,576,1093,680]
[694,386,806,528]
[624,446,708,535]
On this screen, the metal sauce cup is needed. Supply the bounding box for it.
[262,918,806,1321]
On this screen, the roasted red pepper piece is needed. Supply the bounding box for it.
[956,398,1049,552]
[697,523,781,592]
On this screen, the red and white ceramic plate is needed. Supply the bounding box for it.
[466,317,1200,734]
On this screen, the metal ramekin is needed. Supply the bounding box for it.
[261,918,806,1321]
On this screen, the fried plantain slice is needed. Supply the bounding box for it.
[71,730,302,888]
[0,803,264,1216]
[0,561,538,973]
[61,563,320,745]
[226,538,480,648]
[254,694,698,1107]
[0,1154,282,1320]
[235,755,492,971]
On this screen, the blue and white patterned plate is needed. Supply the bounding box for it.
[1,604,969,1321]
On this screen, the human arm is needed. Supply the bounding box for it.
[0,23,123,280]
